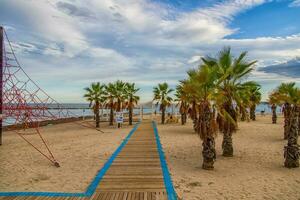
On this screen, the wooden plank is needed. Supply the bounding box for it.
[0,197,17,200]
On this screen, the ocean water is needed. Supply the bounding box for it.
[255,103,282,113]
[2,103,280,126]
[51,103,281,117]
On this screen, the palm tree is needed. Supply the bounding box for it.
[105,83,116,126]
[84,82,105,128]
[271,82,300,167]
[153,83,173,124]
[183,64,218,169]
[277,83,296,139]
[125,83,140,125]
[235,82,261,122]
[237,91,250,122]
[175,83,189,125]
[204,47,257,157]
[182,70,199,131]
[268,91,280,124]
[114,80,127,128]
[279,83,300,168]
[248,82,262,121]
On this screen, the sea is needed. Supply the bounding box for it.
[2,103,280,126]
[40,102,281,116]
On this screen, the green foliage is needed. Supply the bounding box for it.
[179,46,260,139]
[125,83,140,108]
[84,82,105,110]
[272,82,300,105]
[84,81,140,114]
[153,82,174,110]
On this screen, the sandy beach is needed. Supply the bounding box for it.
[1,115,300,199]
[0,121,134,192]
[158,115,300,200]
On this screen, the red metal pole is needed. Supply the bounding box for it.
[0,26,3,145]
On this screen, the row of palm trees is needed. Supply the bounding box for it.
[268,82,300,168]
[153,47,262,170]
[84,80,140,128]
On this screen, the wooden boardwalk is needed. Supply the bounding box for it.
[0,121,174,200]
[90,121,167,199]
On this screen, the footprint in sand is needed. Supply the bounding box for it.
[187,181,202,187]
[32,173,50,182]
[183,189,191,193]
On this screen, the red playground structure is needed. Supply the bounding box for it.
[0,26,85,167]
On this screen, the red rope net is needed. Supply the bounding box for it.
[1,28,89,167]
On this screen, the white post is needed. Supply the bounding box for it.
[151,101,154,120]
[141,106,143,121]
[139,105,142,122]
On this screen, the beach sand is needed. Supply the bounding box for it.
[1,115,300,199]
[0,121,134,192]
[158,115,300,200]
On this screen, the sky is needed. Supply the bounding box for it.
[1,0,300,103]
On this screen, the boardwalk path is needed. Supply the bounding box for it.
[0,121,177,200]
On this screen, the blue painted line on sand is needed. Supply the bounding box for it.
[0,122,140,197]
[152,121,177,200]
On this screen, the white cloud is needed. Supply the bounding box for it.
[67,0,266,47]
[7,0,85,55]
[5,0,267,54]
[2,0,300,102]
[188,55,202,64]
[43,43,63,56]
[5,0,129,61]
[158,0,264,44]
[10,42,38,54]
[289,0,300,7]
[220,35,300,62]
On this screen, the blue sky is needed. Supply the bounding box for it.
[1,0,300,103]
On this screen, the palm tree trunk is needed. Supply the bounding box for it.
[284,106,299,168]
[201,102,216,170]
[298,108,300,135]
[161,106,165,124]
[109,102,114,126]
[222,103,236,157]
[222,122,233,157]
[202,137,216,170]
[271,104,277,124]
[216,113,223,132]
[180,103,186,125]
[117,99,121,128]
[241,107,246,122]
[284,103,291,139]
[195,112,200,133]
[191,101,198,131]
[129,104,133,125]
[250,105,256,121]
[95,102,100,128]
[191,101,196,119]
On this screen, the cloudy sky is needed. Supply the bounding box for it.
[1,0,300,103]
